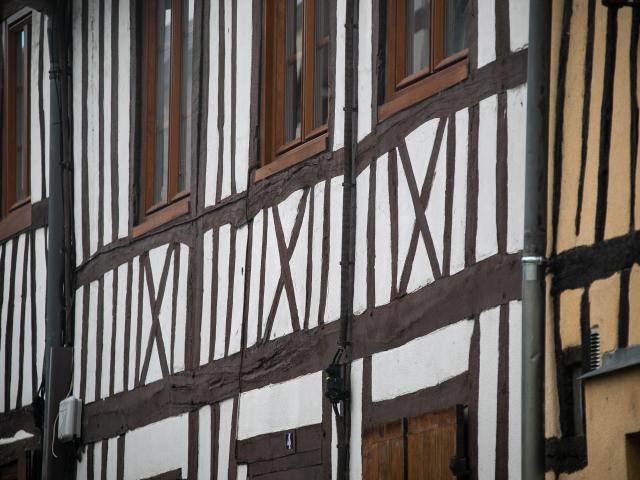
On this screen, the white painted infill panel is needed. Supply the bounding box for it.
[198,405,212,480]
[217,399,234,480]
[22,241,33,406]
[308,182,326,329]
[353,166,370,315]
[509,0,529,52]
[158,249,174,377]
[174,245,188,373]
[451,109,469,275]
[87,0,100,256]
[325,176,343,323]
[350,359,363,480]
[476,95,499,262]
[214,225,231,359]
[128,257,140,390]
[371,319,475,402]
[228,225,248,355]
[478,307,500,480]
[235,0,252,193]
[238,372,323,440]
[35,229,47,387]
[86,281,99,403]
[0,242,10,412]
[477,0,496,68]
[103,0,113,245]
[10,235,26,409]
[508,301,523,480]
[374,153,391,307]
[76,444,88,480]
[333,0,346,150]
[117,0,131,238]
[73,285,84,398]
[72,0,83,265]
[237,465,248,480]
[124,414,189,479]
[247,211,264,347]
[101,270,114,398]
[201,229,214,365]
[114,263,127,393]
[289,196,310,325]
[30,13,43,204]
[144,245,165,384]
[205,0,220,208]
[507,85,527,253]
[425,123,448,273]
[221,0,233,199]
[93,441,102,480]
[106,437,118,480]
[357,0,373,141]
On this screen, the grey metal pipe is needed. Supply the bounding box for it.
[522,1,551,479]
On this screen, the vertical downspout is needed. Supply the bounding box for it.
[337,0,358,479]
[522,1,551,479]
[42,0,74,477]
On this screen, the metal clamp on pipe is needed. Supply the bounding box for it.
[522,256,546,282]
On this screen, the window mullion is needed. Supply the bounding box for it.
[273,0,286,154]
[22,24,30,200]
[167,0,182,200]
[431,0,445,70]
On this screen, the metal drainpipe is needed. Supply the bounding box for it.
[522,1,551,479]
[337,0,358,479]
[42,0,74,477]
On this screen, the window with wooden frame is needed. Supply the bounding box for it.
[257,0,331,181]
[1,12,32,241]
[379,0,469,121]
[136,0,195,235]
[363,406,469,479]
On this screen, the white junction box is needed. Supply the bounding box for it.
[58,396,82,442]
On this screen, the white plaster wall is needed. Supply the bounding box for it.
[290,196,310,324]
[145,245,168,384]
[117,0,131,239]
[333,0,346,150]
[325,176,343,323]
[101,269,113,398]
[357,0,373,141]
[102,0,113,245]
[247,210,264,347]
[217,398,234,480]
[509,0,529,52]
[22,239,32,406]
[235,0,252,193]
[214,225,231,359]
[128,256,139,390]
[10,235,26,409]
[451,108,469,275]
[30,13,43,203]
[94,441,101,480]
[76,445,88,480]
[476,95,499,262]
[201,229,214,365]
[175,244,188,372]
[353,166,370,315]
[86,281,98,403]
[124,414,189,479]
[237,465,248,480]
[106,437,117,479]
[205,0,220,208]
[478,306,500,480]
[509,301,523,480]
[0,430,34,445]
[477,0,496,68]
[375,154,391,307]
[35,229,47,385]
[221,0,233,200]
[114,263,127,393]
[228,225,248,355]
[158,248,174,375]
[87,0,100,256]
[73,285,84,398]
[507,85,527,253]
[350,359,363,480]
[372,319,474,402]
[73,0,83,265]
[198,405,212,480]
[238,372,323,440]
[308,183,325,329]
[0,241,11,412]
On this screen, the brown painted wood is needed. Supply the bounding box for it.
[132,197,189,238]
[0,203,31,243]
[406,407,457,479]
[255,134,328,182]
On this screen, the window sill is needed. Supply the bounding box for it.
[132,197,190,238]
[255,133,328,182]
[378,57,469,122]
[0,202,32,243]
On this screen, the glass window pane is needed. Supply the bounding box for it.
[406,0,430,76]
[179,0,194,192]
[313,0,330,128]
[444,0,468,57]
[284,0,303,144]
[154,0,172,205]
[15,28,26,201]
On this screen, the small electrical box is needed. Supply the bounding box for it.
[58,396,82,442]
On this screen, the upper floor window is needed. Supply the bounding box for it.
[2,14,31,218]
[379,0,469,120]
[137,0,194,232]
[258,0,331,180]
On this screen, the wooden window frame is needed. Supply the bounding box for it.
[0,11,32,242]
[256,0,330,182]
[136,0,191,235]
[379,0,469,121]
